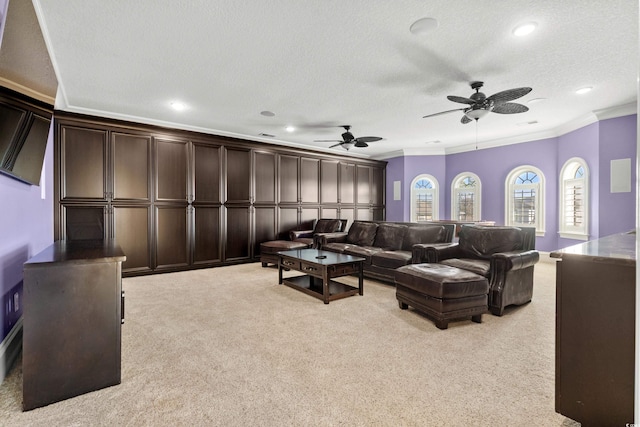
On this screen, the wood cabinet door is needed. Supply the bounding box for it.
[300,157,319,203]
[113,205,151,273]
[225,206,251,260]
[279,154,299,203]
[112,133,151,201]
[155,138,188,202]
[253,206,277,256]
[155,206,189,269]
[371,166,385,206]
[320,160,339,204]
[277,206,299,239]
[225,147,251,203]
[193,206,221,264]
[0,102,27,165]
[254,150,276,204]
[339,162,355,204]
[356,165,372,205]
[193,142,221,204]
[60,126,107,200]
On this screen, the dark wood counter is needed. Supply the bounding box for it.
[23,240,126,411]
[550,232,635,426]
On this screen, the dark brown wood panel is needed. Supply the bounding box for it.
[61,126,107,200]
[320,160,339,204]
[193,206,220,264]
[225,206,250,260]
[113,206,151,273]
[339,207,355,225]
[155,206,188,268]
[226,147,251,202]
[301,207,320,227]
[254,151,276,203]
[320,207,339,220]
[64,205,106,240]
[339,162,355,204]
[112,133,151,201]
[155,138,188,202]
[300,157,319,203]
[371,166,385,206]
[253,206,277,255]
[193,142,221,203]
[278,206,299,239]
[279,154,299,203]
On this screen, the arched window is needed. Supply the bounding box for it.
[451,172,481,221]
[559,158,589,240]
[410,174,439,222]
[505,165,545,235]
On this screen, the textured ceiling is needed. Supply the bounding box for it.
[18,1,640,158]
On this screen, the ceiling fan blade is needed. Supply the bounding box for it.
[423,107,466,118]
[354,141,369,148]
[492,102,529,114]
[329,142,344,148]
[355,136,382,143]
[487,87,532,103]
[314,139,342,142]
[461,115,472,124]
[447,95,476,105]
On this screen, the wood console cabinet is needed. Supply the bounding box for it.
[23,240,126,411]
[550,232,635,426]
[54,111,386,276]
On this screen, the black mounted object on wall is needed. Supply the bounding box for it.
[0,86,53,185]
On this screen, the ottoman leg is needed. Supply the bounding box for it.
[398,300,408,310]
[471,314,483,324]
[434,319,448,330]
[261,262,268,267]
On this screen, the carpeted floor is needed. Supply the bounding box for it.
[0,256,580,426]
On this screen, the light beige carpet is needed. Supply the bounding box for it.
[0,257,580,426]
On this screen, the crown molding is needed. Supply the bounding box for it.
[0,77,55,105]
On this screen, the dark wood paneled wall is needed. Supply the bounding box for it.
[53,111,386,276]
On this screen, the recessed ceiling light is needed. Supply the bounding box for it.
[410,17,438,35]
[170,101,187,111]
[260,110,275,117]
[513,22,537,37]
[528,98,547,104]
[425,140,441,144]
[285,126,295,132]
[575,86,593,95]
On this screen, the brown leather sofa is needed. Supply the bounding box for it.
[315,221,455,283]
[415,225,539,316]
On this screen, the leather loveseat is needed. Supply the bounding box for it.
[315,221,455,283]
[415,225,539,316]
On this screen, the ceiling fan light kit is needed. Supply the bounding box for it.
[313,125,383,150]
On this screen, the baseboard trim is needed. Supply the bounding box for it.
[0,316,23,384]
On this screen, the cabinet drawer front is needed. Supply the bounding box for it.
[330,263,360,276]
[300,261,320,274]
[281,259,300,270]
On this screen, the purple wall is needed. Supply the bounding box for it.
[0,126,54,341]
[385,114,637,252]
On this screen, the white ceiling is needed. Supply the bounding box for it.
[20,1,640,158]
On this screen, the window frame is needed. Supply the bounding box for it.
[410,174,439,222]
[451,172,481,222]
[504,165,545,236]
[558,157,589,240]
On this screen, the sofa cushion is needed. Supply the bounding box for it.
[322,242,350,253]
[346,222,378,246]
[402,225,448,251]
[314,218,342,234]
[371,250,413,269]
[440,258,490,278]
[458,226,524,259]
[395,264,489,299]
[373,223,406,250]
[343,246,384,265]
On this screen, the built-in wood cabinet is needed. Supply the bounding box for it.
[54,111,386,276]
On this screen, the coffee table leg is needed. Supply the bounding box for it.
[358,262,364,296]
[323,271,329,304]
[278,259,283,284]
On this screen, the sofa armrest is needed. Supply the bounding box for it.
[416,243,462,263]
[314,232,348,248]
[491,250,539,272]
[289,229,314,240]
[411,243,458,263]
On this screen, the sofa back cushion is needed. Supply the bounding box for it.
[373,223,406,250]
[346,221,378,247]
[458,226,524,259]
[402,225,449,251]
[313,218,342,234]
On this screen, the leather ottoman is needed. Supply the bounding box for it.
[394,263,489,329]
[260,240,310,267]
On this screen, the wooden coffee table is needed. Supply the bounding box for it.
[278,249,365,304]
